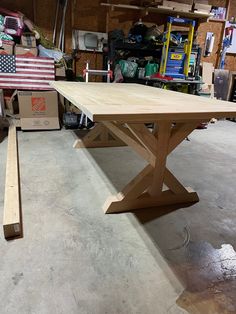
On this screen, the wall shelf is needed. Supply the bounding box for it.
[112,41,162,51]
[101,3,212,20]
[208,18,227,23]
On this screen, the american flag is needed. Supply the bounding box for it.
[0,55,55,90]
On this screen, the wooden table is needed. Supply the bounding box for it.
[51,82,236,214]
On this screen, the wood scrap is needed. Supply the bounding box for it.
[175,0,193,4]
[202,62,214,85]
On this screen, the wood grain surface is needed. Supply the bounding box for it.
[51,82,236,121]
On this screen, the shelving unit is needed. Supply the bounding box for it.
[101,3,212,20]
[108,40,163,83]
[109,41,162,58]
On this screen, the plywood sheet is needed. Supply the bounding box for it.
[197,21,224,67]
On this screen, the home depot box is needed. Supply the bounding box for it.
[18,91,60,130]
[15,44,38,57]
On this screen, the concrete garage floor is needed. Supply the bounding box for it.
[0,120,236,314]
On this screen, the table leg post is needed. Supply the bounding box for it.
[149,121,172,196]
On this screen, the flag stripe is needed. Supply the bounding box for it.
[17,67,55,72]
[16,63,55,68]
[16,56,54,61]
[0,78,52,83]
[0,83,54,88]
[16,57,54,64]
[0,73,54,78]
[16,69,55,73]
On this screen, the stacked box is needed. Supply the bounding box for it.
[0,40,14,55]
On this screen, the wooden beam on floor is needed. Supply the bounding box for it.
[3,124,22,239]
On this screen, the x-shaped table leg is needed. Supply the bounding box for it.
[102,120,206,213]
[73,123,126,149]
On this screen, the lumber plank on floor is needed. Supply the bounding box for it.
[3,124,22,239]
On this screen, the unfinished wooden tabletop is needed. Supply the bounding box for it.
[50,82,236,122]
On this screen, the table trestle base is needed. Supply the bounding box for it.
[101,120,205,213]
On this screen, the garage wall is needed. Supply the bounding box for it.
[1,0,236,73]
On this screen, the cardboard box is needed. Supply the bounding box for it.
[18,91,60,130]
[175,0,193,4]
[195,0,209,4]
[21,33,37,47]
[162,0,192,11]
[15,45,38,57]
[0,40,14,55]
[55,66,66,77]
[194,3,212,13]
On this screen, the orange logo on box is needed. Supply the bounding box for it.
[31,97,46,112]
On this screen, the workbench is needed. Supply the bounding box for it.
[125,77,202,94]
[50,82,236,214]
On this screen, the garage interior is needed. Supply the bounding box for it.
[0,1,236,314]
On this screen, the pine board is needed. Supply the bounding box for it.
[3,125,21,239]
